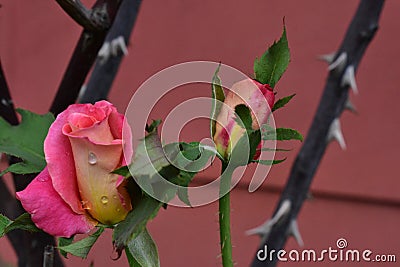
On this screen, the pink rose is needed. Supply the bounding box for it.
[213,79,275,159]
[16,101,133,237]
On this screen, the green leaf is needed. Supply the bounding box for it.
[113,195,162,253]
[163,142,215,205]
[5,213,39,233]
[58,236,74,258]
[276,128,303,141]
[145,120,162,134]
[234,104,252,130]
[130,131,170,178]
[254,25,290,87]
[254,158,287,165]
[112,165,131,178]
[210,64,225,137]
[0,214,12,238]
[263,127,303,142]
[0,109,54,175]
[272,94,296,112]
[170,171,196,206]
[0,213,40,238]
[58,227,104,259]
[125,228,160,267]
[163,142,214,173]
[0,162,37,176]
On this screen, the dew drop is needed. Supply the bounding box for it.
[116,208,121,212]
[101,196,109,204]
[38,176,48,182]
[81,200,90,210]
[112,195,117,199]
[88,152,97,165]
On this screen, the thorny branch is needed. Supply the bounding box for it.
[79,0,143,104]
[55,0,110,31]
[50,0,121,115]
[251,1,385,266]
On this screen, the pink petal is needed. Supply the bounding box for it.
[108,111,133,165]
[213,79,274,158]
[45,104,87,214]
[68,113,97,130]
[16,168,96,238]
[63,118,114,144]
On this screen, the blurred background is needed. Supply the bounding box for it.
[1,0,399,266]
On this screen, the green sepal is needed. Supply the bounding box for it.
[210,64,225,137]
[254,25,290,87]
[272,94,296,112]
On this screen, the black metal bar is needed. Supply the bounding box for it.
[251,1,385,266]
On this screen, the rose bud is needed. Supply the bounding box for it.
[16,101,133,237]
[213,78,275,159]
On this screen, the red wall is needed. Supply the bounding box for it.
[1,0,399,266]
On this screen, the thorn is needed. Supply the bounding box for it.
[327,118,346,150]
[98,41,111,64]
[328,52,347,72]
[246,200,291,238]
[317,52,336,64]
[344,97,357,114]
[341,65,358,94]
[110,36,128,56]
[287,220,304,247]
[97,36,128,64]
[245,220,273,237]
[1,98,12,107]
[274,199,291,220]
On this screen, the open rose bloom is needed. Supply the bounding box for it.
[213,79,275,159]
[16,101,133,237]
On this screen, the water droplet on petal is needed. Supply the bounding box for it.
[38,176,48,182]
[88,152,97,165]
[81,200,90,210]
[101,196,108,204]
[113,195,117,199]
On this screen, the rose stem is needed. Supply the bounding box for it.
[219,161,234,267]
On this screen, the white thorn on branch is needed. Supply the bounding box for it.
[345,97,357,113]
[317,52,336,64]
[328,52,347,72]
[97,36,128,65]
[341,65,358,94]
[111,36,128,56]
[246,200,291,239]
[287,220,304,247]
[97,42,111,64]
[327,118,346,150]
